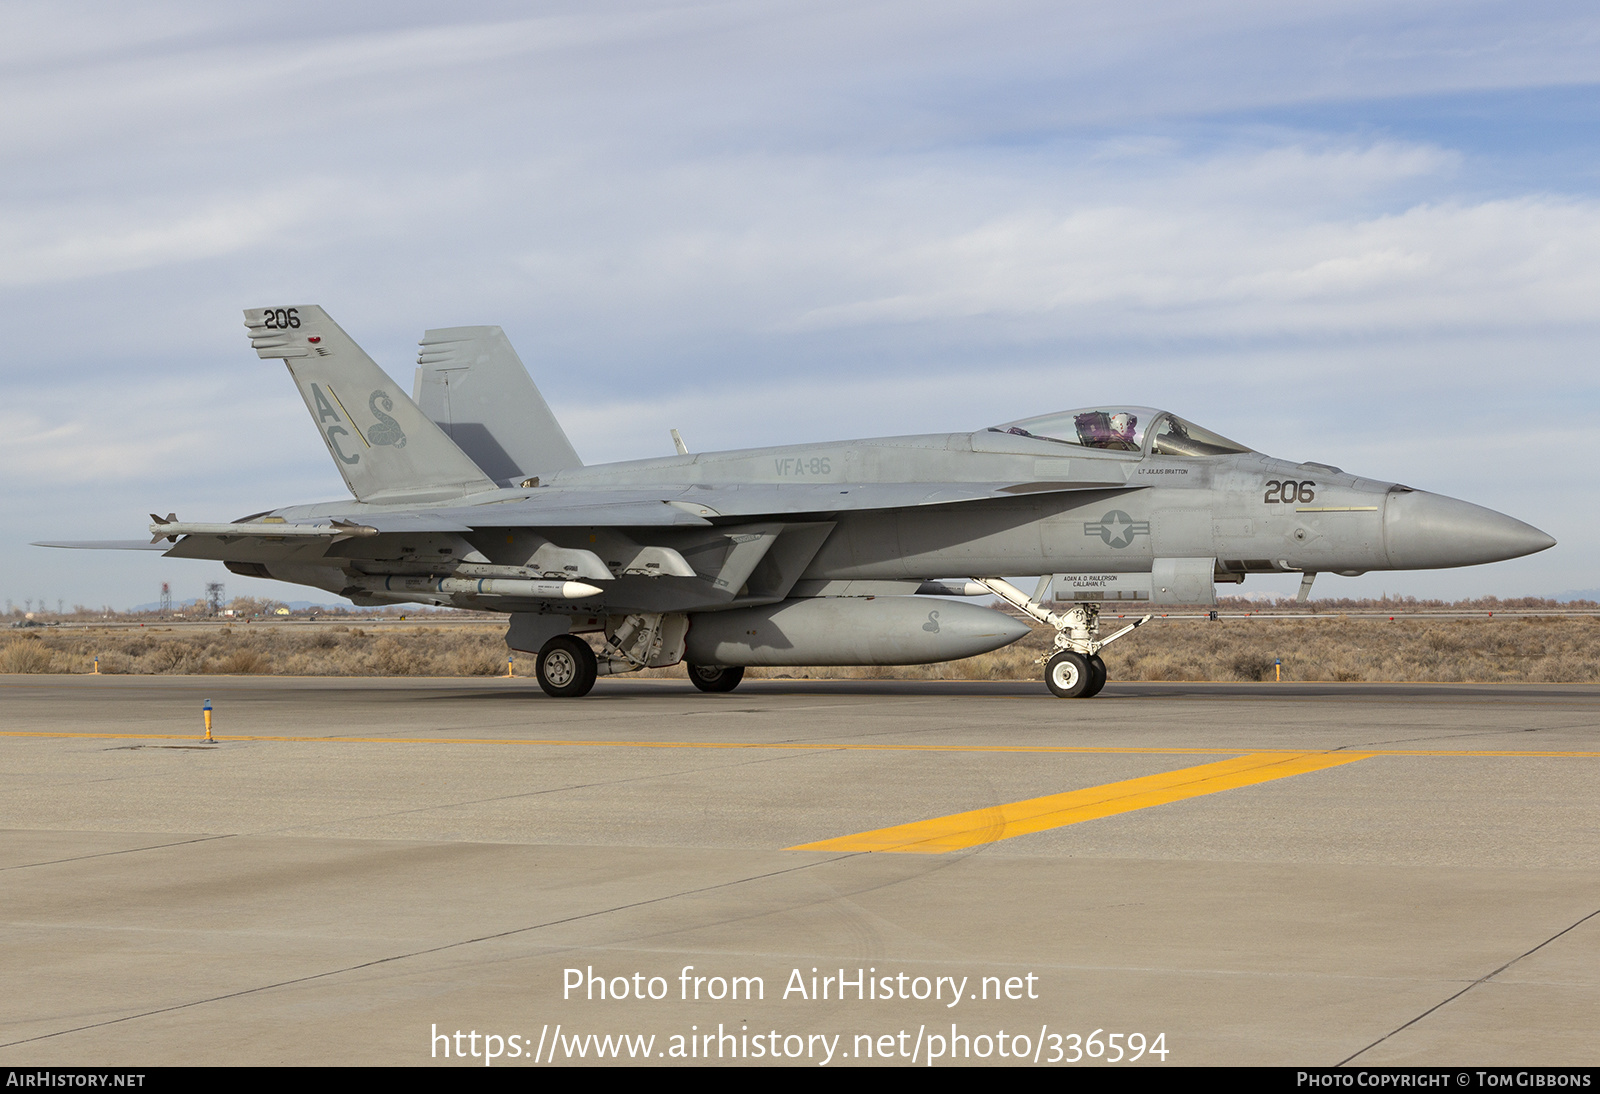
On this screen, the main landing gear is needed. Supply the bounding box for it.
[976,579,1148,699]
[687,664,744,693]
[536,635,598,698]
[535,613,697,698]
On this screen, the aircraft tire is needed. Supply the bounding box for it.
[536,635,598,698]
[687,664,744,693]
[1044,650,1093,698]
[1083,655,1107,698]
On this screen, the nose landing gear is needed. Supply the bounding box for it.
[977,579,1146,699]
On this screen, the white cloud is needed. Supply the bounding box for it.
[0,185,334,287]
[790,193,1600,338]
[0,378,316,487]
[483,140,1600,357]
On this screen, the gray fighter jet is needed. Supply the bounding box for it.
[41,305,1556,698]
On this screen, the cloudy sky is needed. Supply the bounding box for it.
[5,0,1598,610]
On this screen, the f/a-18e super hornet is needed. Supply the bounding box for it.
[41,305,1556,698]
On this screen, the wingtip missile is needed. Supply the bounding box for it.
[146,516,380,541]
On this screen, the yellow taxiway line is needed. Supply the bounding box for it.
[0,731,1595,758]
[789,751,1376,854]
[4,731,1590,854]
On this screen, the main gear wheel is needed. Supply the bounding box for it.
[537,635,598,698]
[687,664,744,693]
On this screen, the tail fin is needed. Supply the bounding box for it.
[245,306,497,503]
[413,326,583,485]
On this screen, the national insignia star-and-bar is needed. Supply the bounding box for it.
[1084,510,1151,549]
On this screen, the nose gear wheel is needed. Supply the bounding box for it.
[1045,651,1092,698]
[1084,654,1107,698]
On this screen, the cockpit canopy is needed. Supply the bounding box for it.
[986,407,1252,457]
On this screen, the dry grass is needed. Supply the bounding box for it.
[4,614,1598,683]
[0,640,60,674]
[1097,616,1600,683]
[0,624,508,678]
[722,615,1600,684]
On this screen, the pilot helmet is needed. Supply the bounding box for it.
[1109,412,1135,436]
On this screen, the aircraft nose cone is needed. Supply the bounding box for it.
[1384,490,1556,569]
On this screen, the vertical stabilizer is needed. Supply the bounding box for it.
[245,306,498,502]
[414,326,583,485]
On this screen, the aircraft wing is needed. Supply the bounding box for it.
[423,478,1139,526]
[98,495,716,564]
[624,479,1139,519]
[35,478,1136,558]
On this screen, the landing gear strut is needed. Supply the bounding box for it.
[977,579,1147,699]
